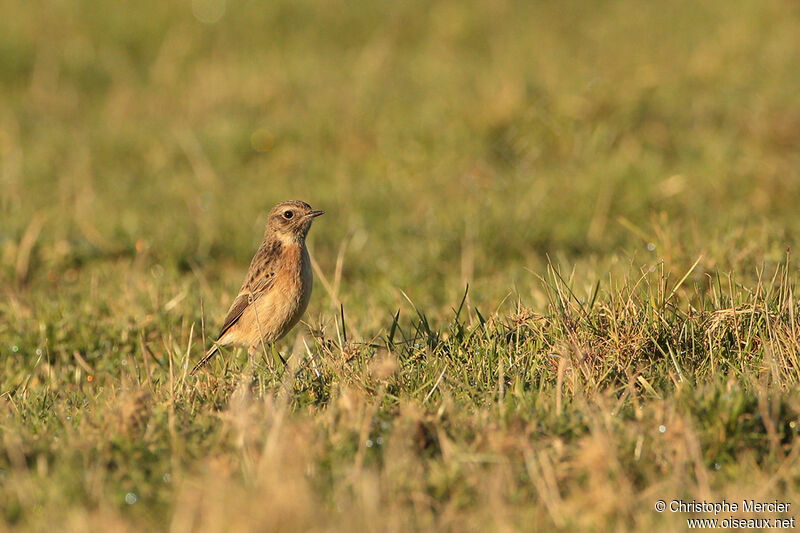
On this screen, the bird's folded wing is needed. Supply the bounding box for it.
[215,270,276,340]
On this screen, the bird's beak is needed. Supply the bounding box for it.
[306,210,325,219]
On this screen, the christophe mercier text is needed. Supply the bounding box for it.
[671,500,791,514]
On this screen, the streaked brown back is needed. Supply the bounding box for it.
[215,239,282,340]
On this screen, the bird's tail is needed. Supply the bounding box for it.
[191,343,220,376]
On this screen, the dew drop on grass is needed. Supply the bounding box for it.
[163,473,171,483]
[658,425,666,433]
[35,348,42,356]
[125,492,137,505]
[366,439,374,448]
[121,360,127,366]
[12,345,18,353]
[647,242,656,251]
[714,463,721,470]
[376,437,384,446]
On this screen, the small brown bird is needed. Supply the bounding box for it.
[191,200,323,375]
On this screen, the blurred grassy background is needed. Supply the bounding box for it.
[3,0,799,311]
[2,0,800,530]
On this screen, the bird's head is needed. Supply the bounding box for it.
[266,200,324,242]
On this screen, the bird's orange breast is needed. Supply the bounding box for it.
[219,241,313,349]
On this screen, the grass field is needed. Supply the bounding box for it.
[2,0,800,530]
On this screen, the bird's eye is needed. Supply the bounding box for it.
[283,210,294,219]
